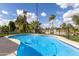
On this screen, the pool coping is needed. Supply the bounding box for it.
[5,33,79,56]
[54,35,79,50]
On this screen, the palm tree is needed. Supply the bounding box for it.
[61,23,67,36]
[49,15,56,34]
[67,24,73,38]
[50,24,55,34]
[49,15,56,21]
[57,28,61,35]
[72,15,79,36]
[72,15,79,25]
[31,20,41,33]
[61,23,70,38]
[73,28,78,36]
[15,10,28,33]
[61,22,78,38]
[65,24,73,38]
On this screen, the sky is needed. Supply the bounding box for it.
[0,3,79,28]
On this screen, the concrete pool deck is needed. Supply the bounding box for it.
[0,34,79,56]
[0,37,20,56]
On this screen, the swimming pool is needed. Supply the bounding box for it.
[9,34,79,56]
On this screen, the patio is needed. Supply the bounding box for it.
[0,37,19,56]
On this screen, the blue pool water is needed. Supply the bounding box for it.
[9,34,79,56]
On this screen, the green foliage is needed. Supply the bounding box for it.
[61,23,67,29]
[0,10,42,34]
[1,25,9,34]
[14,10,42,33]
[8,21,16,32]
[49,15,56,21]
[15,10,28,33]
[30,21,41,33]
[72,15,79,25]
[64,35,79,42]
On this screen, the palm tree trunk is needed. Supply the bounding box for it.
[67,26,70,39]
[59,29,60,36]
[53,28,54,34]
[73,29,75,36]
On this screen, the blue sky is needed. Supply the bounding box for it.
[0,3,78,27]
[0,3,36,19]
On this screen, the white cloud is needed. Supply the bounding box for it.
[65,18,75,26]
[63,8,79,25]
[63,18,72,22]
[61,4,79,26]
[41,20,54,28]
[0,18,10,26]
[12,19,16,22]
[0,10,38,26]
[0,18,16,26]
[63,17,76,26]
[27,12,37,24]
[16,9,38,24]
[72,4,79,8]
[41,23,51,28]
[56,3,70,9]
[41,12,47,17]
[63,8,79,18]
[2,10,8,15]
[56,3,79,9]
[16,9,23,16]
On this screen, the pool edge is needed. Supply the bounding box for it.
[5,34,79,56]
[54,35,79,50]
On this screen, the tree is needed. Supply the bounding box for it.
[0,26,1,33]
[69,25,78,36]
[65,24,73,38]
[61,23,67,34]
[28,24,33,33]
[8,21,16,32]
[1,25,9,34]
[15,10,28,33]
[31,20,41,33]
[56,28,61,35]
[72,15,79,36]
[72,15,79,25]
[61,23,70,38]
[49,15,56,34]
[67,24,72,38]
[49,15,56,21]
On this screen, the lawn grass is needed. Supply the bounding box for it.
[0,34,10,37]
[63,35,79,42]
[69,35,79,42]
[0,33,31,37]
